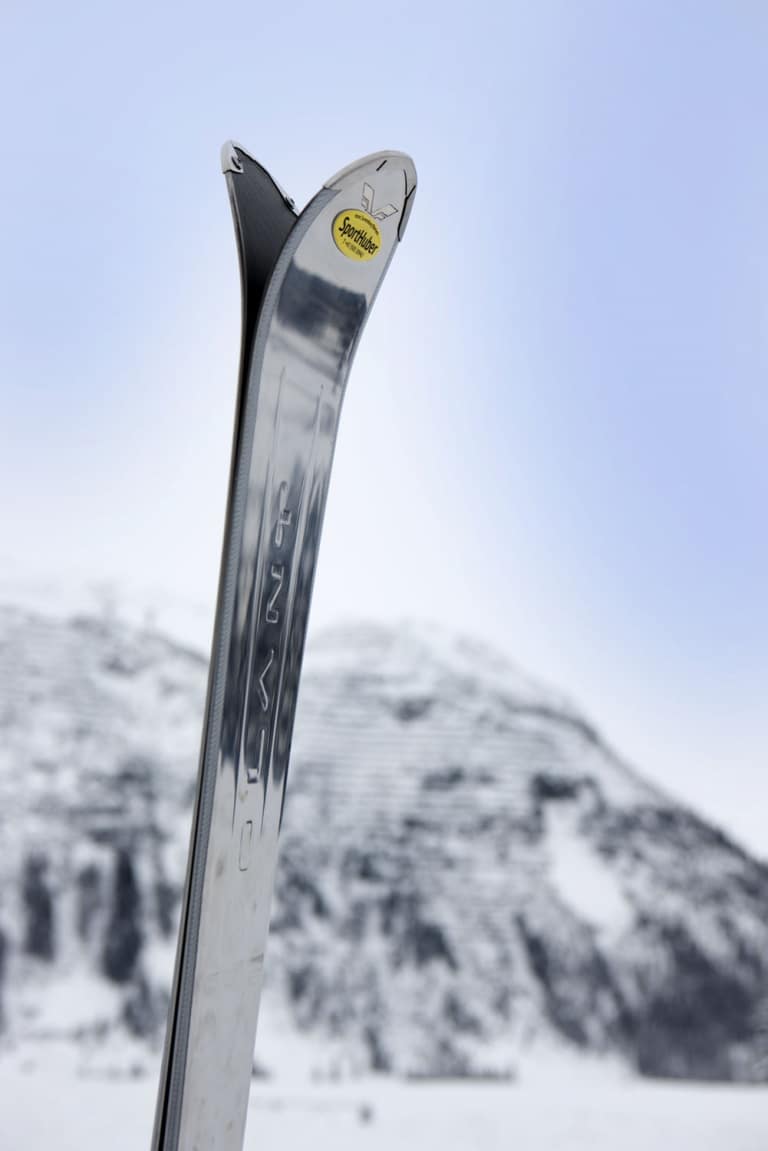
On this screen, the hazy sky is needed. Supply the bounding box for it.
[1,2,766,854]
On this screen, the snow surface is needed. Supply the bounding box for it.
[0,1052,764,1151]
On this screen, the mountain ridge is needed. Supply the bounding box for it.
[1,603,767,1082]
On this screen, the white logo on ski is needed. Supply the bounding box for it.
[362,182,398,221]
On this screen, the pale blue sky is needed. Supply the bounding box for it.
[1,2,766,852]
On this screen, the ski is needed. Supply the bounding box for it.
[151,144,417,1151]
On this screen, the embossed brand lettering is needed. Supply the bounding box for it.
[275,483,293,548]
[244,470,294,792]
[246,729,267,784]
[265,564,284,624]
[257,649,275,711]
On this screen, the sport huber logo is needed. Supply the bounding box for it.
[332,208,382,261]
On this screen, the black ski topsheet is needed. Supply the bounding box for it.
[152,144,416,1151]
[222,143,298,382]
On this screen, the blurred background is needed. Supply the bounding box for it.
[1,1,767,1147]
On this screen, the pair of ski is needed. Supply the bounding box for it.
[151,145,416,1150]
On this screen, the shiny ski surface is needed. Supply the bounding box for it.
[152,144,416,1151]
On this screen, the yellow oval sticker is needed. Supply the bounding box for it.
[332,209,382,261]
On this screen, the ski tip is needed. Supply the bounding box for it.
[323,152,417,242]
[220,141,296,210]
[221,140,245,175]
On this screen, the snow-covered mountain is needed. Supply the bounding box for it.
[1,604,767,1081]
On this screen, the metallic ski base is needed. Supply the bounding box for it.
[151,145,416,1151]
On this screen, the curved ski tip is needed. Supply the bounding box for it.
[324,151,417,196]
[221,140,245,174]
[220,141,297,210]
[323,151,417,240]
